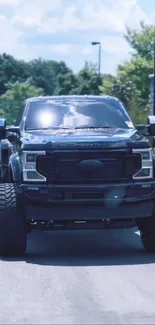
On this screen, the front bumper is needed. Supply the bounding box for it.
[18,180,155,221]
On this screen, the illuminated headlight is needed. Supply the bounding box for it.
[133,148,153,180]
[22,151,46,182]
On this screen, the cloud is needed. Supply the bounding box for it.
[0,0,21,5]
[50,44,70,55]
[100,36,130,54]
[82,46,93,56]
[49,44,94,56]
[0,16,21,52]
[11,0,147,34]
[0,0,153,74]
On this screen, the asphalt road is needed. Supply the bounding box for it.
[0,228,155,324]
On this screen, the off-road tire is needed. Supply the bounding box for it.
[0,183,27,257]
[140,218,155,253]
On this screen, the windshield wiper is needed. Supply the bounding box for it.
[26,126,71,131]
[26,125,113,131]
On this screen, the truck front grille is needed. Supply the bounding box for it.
[36,150,141,184]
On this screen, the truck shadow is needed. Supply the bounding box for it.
[1,228,155,266]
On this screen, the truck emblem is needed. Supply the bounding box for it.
[78,159,103,172]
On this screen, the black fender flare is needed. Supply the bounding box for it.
[1,139,13,164]
[0,139,13,182]
[9,153,22,183]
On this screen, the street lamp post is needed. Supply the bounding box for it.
[91,41,101,77]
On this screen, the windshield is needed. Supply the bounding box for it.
[25,99,134,130]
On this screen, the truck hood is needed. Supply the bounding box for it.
[21,127,150,150]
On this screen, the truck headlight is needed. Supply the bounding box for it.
[22,151,46,182]
[133,148,153,180]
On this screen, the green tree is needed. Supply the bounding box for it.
[101,22,154,123]
[29,59,59,95]
[0,54,77,96]
[125,21,154,60]
[0,53,30,95]
[117,56,153,106]
[0,78,44,124]
[55,72,78,95]
[75,61,100,95]
[127,93,148,124]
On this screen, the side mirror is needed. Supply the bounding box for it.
[7,132,19,143]
[6,126,20,143]
[0,118,6,139]
[147,116,155,136]
[135,124,147,132]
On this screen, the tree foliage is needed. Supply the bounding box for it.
[0,78,44,124]
[0,22,154,124]
[0,57,100,123]
[125,21,154,60]
[101,22,154,123]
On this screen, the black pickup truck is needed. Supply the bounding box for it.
[1,95,155,257]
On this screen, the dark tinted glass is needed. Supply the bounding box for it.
[25,99,133,130]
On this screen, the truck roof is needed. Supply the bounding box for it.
[25,95,120,104]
